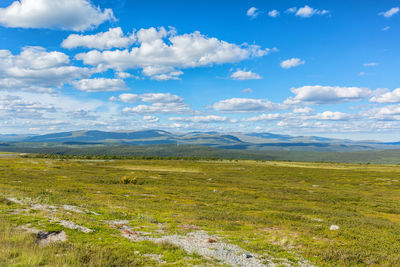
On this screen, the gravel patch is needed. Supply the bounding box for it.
[59,220,93,233]
[122,229,271,266]
[155,231,269,267]
[31,203,57,211]
[63,205,84,213]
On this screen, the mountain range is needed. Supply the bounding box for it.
[1,130,399,152]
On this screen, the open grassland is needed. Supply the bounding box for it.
[1,144,400,164]
[1,157,400,266]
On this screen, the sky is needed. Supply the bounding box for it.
[0,0,399,141]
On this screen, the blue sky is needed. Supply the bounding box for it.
[0,0,399,141]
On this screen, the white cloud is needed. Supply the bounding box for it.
[143,115,159,122]
[293,107,313,114]
[286,7,297,14]
[370,88,400,103]
[115,93,139,103]
[280,58,305,69]
[247,7,260,18]
[140,93,183,103]
[0,90,103,123]
[213,98,281,113]
[368,105,400,121]
[286,85,372,104]
[0,46,91,92]
[268,10,280,18]
[0,0,115,31]
[72,78,127,92]
[379,7,399,18]
[150,71,184,81]
[230,70,262,80]
[313,111,351,121]
[241,88,253,93]
[111,93,183,104]
[169,115,229,123]
[123,102,190,114]
[75,27,272,80]
[363,62,377,67]
[376,105,400,115]
[116,72,133,79]
[382,26,391,31]
[294,5,329,18]
[62,27,135,50]
[119,92,190,114]
[242,113,282,122]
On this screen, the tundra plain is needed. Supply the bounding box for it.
[1,155,400,266]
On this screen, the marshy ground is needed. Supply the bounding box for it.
[0,155,400,266]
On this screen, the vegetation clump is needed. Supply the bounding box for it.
[120,176,137,184]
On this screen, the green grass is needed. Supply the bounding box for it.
[1,157,400,266]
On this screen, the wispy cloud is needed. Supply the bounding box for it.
[379,7,399,18]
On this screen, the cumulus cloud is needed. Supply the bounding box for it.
[379,7,399,18]
[363,62,377,67]
[140,93,183,103]
[368,105,400,121]
[382,26,391,31]
[268,10,280,18]
[116,93,139,103]
[286,85,372,104]
[143,115,159,122]
[242,113,282,122]
[150,71,184,81]
[0,90,103,124]
[123,102,190,114]
[72,78,127,92]
[0,0,115,31]
[213,98,281,113]
[110,93,183,104]
[376,105,400,116]
[293,107,313,114]
[116,92,190,114]
[280,58,305,69]
[62,27,135,50]
[247,7,260,18]
[230,70,262,80]
[169,115,229,123]
[115,72,133,79]
[75,27,272,80]
[312,111,351,121]
[0,46,91,92]
[370,88,400,103]
[289,5,329,18]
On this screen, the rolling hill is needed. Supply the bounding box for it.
[0,129,397,152]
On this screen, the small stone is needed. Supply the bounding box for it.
[36,231,67,246]
[206,238,216,243]
[244,253,253,258]
[330,225,339,230]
